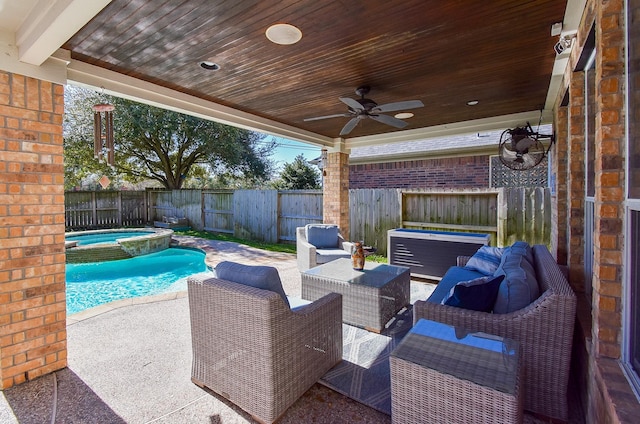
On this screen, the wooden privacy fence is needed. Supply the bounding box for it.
[66,187,551,254]
[146,189,323,243]
[65,191,147,229]
[373,188,552,248]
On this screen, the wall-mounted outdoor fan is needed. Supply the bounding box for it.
[498,122,553,171]
[304,86,424,136]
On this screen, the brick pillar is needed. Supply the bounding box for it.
[323,148,350,239]
[0,71,67,389]
[553,106,570,265]
[567,71,587,294]
[592,0,625,359]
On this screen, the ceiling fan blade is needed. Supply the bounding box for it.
[339,97,365,111]
[373,100,424,113]
[369,113,408,129]
[339,117,361,136]
[303,113,350,122]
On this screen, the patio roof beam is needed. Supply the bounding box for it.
[344,110,553,149]
[16,0,111,66]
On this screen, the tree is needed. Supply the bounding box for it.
[63,85,275,189]
[273,154,321,189]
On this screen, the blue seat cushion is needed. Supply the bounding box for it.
[493,246,540,314]
[427,266,486,304]
[305,224,340,248]
[316,248,351,264]
[215,261,290,309]
[441,275,505,312]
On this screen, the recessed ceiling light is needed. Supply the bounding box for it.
[199,61,220,71]
[467,100,479,106]
[394,112,414,119]
[266,23,302,45]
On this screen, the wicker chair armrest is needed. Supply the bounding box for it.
[292,292,342,319]
[296,227,317,271]
[341,240,354,253]
[457,255,472,267]
[287,292,343,358]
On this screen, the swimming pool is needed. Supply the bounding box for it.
[66,247,211,315]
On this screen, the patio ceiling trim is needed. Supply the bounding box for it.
[60,51,335,148]
[349,138,554,165]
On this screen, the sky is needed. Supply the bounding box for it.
[265,136,322,172]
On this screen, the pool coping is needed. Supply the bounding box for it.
[66,290,189,325]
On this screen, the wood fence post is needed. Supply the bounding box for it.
[496,188,507,246]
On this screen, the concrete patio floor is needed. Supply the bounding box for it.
[0,236,584,423]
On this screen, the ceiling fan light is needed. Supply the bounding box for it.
[394,112,414,119]
[266,23,302,45]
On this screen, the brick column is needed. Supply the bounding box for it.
[592,0,625,359]
[323,148,350,239]
[0,71,67,389]
[567,71,587,294]
[553,106,570,265]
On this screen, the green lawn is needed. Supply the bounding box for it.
[175,229,387,262]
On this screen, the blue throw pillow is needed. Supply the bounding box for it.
[464,246,505,275]
[305,224,340,248]
[215,261,290,309]
[441,275,505,312]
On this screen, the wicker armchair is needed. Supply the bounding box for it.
[296,225,353,271]
[413,245,576,422]
[187,274,343,424]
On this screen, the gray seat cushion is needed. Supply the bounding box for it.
[305,224,340,248]
[316,248,351,264]
[215,261,290,309]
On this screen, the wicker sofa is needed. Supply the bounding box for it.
[187,269,343,424]
[413,244,576,421]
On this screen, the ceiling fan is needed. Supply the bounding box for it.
[304,86,424,136]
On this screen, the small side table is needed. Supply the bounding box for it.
[390,319,523,424]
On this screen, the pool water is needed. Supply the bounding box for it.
[66,231,153,246]
[66,248,210,315]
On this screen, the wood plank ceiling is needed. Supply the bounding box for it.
[62,0,567,140]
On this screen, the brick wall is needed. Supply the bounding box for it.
[0,71,67,389]
[349,156,490,189]
[323,151,350,237]
[568,71,587,294]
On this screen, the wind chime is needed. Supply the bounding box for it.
[92,99,115,166]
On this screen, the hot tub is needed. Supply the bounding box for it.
[65,228,174,263]
[387,228,490,280]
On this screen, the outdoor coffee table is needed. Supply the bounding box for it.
[390,319,523,424]
[301,258,410,332]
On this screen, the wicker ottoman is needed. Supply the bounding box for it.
[390,319,523,424]
[301,258,410,332]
